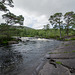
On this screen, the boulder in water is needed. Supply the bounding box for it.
[8,41,18,44]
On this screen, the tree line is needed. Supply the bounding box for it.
[44,12,75,38]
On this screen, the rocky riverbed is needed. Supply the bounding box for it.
[38,40,75,75]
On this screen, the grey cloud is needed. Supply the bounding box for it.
[13,0,75,17]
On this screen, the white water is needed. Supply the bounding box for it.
[20,37,53,42]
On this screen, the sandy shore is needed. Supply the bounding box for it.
[38,40,75,75]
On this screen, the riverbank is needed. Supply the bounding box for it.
[0,36,20,45]
[0,35,75,45]
[38,40,75,75]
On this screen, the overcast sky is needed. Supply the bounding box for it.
[1,0,75,29]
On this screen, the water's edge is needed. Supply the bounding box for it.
[0,39,61,75]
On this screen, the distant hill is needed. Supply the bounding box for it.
[12,26,35,30]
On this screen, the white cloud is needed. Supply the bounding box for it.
[0,12,5,24]
[32,15,49,29]
[8,7,49,29]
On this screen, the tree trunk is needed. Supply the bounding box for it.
[59,20,62,38]
[66,17,69,36]
[60,28,62,38]
[66,25,69,36]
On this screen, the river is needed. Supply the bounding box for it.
[0,39,61,75]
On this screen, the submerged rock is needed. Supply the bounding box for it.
[8,41,18,44]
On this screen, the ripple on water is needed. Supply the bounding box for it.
[0,40,61,75]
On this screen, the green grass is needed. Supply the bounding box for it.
[72,50,75,52]
[49,51,75,54]
[64,37,75,41]
[65,44,70,46]
[70,38,75,40]
[56,61,62,64]
[64,52,69,53]
[2,40,8,44]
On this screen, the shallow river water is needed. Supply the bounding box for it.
[0,39,61,75]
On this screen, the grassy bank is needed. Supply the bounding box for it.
[0,35,18,45]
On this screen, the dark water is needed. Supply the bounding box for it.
[0,40,61,75]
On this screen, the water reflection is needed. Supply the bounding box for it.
[0,45,23,75]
